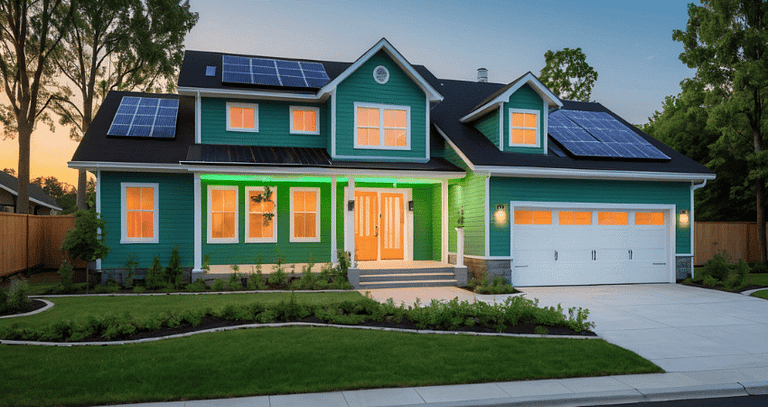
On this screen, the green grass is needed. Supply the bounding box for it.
[752,289,768,300]
[0,292,362,330]
[1,327,662,407]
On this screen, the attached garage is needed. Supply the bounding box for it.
[510,202,675,286]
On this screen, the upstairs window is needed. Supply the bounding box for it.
[227,102,258,132]
[509,109,539,147]
[290,106,319,134]
[354,102,410,149]
[121,183,158,243]
[208,186,238,243]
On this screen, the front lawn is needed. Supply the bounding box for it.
[1,327,661,407]
[753,289,768,300]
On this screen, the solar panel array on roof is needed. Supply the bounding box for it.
[221,55,330,88]
[548,110,670,160]
[107,97,179,138]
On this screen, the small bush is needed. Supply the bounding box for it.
[186,278,208,292]
[132,286,146,294]
[0,287,8,314]
[124,253,138,289]
[752,262,768,274]
[268,267,287,286]
[7,280,30,311]
[145,256,165,290]
[534,325,548,335]
[702,250,731,281]
[164,246,183,289]
[211,279,225,291]
[702,274,718,287]
[58,260,74,292]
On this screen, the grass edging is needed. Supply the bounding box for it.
[0,299,54,319]
[0,320,601,347]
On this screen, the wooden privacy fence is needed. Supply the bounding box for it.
[0,213,85,278]
[694,221,768,265]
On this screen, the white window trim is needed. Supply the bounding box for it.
[290,187,321,243]
[289,105,320,135]
[508,108,540,148]
[245,186,277,243]
[353,102,411,150]
[207,185,239,244]
[226,102,259,132]
[120,182,159,244]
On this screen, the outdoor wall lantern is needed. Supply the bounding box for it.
[408,200,414,211]
[494,204,507,226]
[347,200,355,211]
[679,209,690,228]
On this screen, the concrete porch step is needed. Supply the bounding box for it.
[358,279,458,289]
[359,272,456,283]
[359,267,456,275]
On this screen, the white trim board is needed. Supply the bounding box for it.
[460,72,562,123]
[120,182,160,244]
[343,187,413,262]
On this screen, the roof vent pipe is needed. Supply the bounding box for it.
[477,68,488,83]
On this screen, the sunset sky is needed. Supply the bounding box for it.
[0,0,696,188]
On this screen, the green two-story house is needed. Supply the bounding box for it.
[70,38,715,288]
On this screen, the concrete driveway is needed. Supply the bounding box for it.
[519,284,768,375]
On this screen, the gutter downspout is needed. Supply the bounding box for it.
[690,179,708,279]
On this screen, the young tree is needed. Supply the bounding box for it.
[673,0,768,261]
[539,47,598,102]
[0,0,73,214]
[51,0,198,210]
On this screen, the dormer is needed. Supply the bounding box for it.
[460,72,561,155]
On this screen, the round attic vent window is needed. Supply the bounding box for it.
[373,65,389,84]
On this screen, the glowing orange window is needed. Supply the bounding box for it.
[291,107,318,134]
[559,211,591,225]
[514,210,551,225]
[510,111,538,146]
[383,109,408,147]
[292,189,318,241]
[247,188,275,241]
[210,188,237,240]
[126,187,155,239]
[228,104,256,130]
[598,212,629,225]
[635,212,664,225]
[356,107,380,146]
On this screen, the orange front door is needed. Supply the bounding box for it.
[354,191,379,261]
[380,192,404,260]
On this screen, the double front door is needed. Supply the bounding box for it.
[354,190,405,261]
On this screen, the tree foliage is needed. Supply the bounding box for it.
[31,175,73,201]
[50,0,197,210]
[539,47,598,102]
[672,0,768,261]
[2,167,15,176]
[60,204,108,264]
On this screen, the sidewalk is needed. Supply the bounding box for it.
[109,369,768,407]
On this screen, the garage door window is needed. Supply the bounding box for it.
[559,211,591,225]
[598,211,628,225]
[514,210,551,225]
[635,212,664,225]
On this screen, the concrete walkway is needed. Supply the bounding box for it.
[100,284,768,407]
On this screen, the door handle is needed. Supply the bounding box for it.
[554,250,558,261]
[592,250,596,261]
[628,249,633,260]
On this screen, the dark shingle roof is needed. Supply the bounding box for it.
[0,171,62,210]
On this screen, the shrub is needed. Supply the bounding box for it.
[247,269,267,290]
[201,254,211,273]
[211,279,225,291]
[94,280,120,294]
[132,285,146,294]
[724,259,750,289]
[124,253,138,289]
[7,280,30,311]
[702,250,731,281]
[702,274,718,287]
[268,267,287,286]
[58,260,74,292]
[226,271,242,291]
[0,287,8,314]
[186,278,208,292]
[164,246,183,289]
[145,256,165,290]
[752,262,768,274]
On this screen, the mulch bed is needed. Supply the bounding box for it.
[73,315,595,343]
[0,299,48,317]
[681,281,767,294]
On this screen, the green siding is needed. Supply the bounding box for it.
[200,98,327,147]
[474,109,500,149]
[412,186,433,261]
[488,178,691,256]
[448,174,487,256]
[335,51,427,160]
[503,85,546,155]
[441,140,470,171]
[100,172,194,269]
[202,180,331,265]
[431,184,442,261]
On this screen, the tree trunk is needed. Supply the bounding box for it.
[76,169,87,209]
[16,127,31,215]
[758,177,767,263]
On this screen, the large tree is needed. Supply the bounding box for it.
[673,0,768,261]
[0,0,72,214]
[52,0,197,210]
[539,47,598,102]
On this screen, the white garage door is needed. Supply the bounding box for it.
[511,205,673,286]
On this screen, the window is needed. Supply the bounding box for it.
[121,183,158,243]
[208,186,238,243]
[598,211,629,225]
[226,102,258,132]
[514,210,551,225]
[373,65,389,84]
[635,212,664,225]
[246,187,276,243]
[290,187,320,242]
[509,109,539,147]
[290,106,319,134]
[354,102,410,149]
[559,211,591,225]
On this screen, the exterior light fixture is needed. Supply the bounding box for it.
[347,200,355,211]
[494,204,507,226]
[679,209,690,228]
[408,200,414,211]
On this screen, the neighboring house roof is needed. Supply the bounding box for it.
[0,171,63,211]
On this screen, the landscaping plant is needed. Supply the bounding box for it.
[57,260,74,292]
[6,280,31,312]
[145,257,165,290]
[124,253,139,289]
[59,202,109,294]
[164,246,183,289]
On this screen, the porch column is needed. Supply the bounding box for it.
[441,179,448,263]
[347,176,356,268]
[331,175,337,263]
[193,172,202,273]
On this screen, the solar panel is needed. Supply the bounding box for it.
[107,96,179,138]
[221,55,330,88]
[548,110,669,160]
